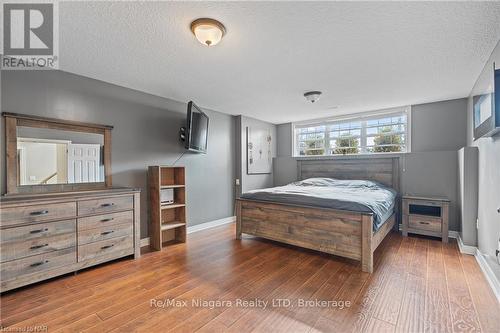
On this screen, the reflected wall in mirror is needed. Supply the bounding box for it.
[17,127,105,185]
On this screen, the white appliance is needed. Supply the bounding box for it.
[160,188,174,204]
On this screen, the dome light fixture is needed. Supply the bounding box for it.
[190,18,226,47]
[304,91,322,103]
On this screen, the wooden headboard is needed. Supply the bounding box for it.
[298,157,400,193]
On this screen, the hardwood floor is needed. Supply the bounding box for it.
[1,223,499,333]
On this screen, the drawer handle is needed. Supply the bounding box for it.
[101,244,114,250]
[419,221,430,225]
[101,231,114,235]
[101,203,115,208]
[30,244,49,250]
[30,210,49,216]
[101,218,114,222]
[30,260,49,267]
[30,228,49,234]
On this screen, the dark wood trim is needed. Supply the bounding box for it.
[2,112,113,130]
[3,113,113,195]
[5,117,18,194]
[104,128,112,187]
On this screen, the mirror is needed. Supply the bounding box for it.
[3,112,112,194]
[17,127,105,185]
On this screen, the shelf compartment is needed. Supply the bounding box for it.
[160,185,185,189]
[409,204,441,217]
[149,165,186,251]
[160,203,185,210]
[161,221,186,231]
[160,167,185,187]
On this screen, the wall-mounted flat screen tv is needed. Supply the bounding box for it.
[473,63,500,139]
[185,101,209,153]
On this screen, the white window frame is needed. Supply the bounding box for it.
[292,106,411,157]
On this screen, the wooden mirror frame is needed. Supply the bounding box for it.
[3,112,113,195]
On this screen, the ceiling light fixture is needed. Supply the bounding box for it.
[190,18,226,47]
[304,91,322,103]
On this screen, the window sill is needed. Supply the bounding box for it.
[293,152,409,161]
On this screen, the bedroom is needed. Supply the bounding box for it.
[1,1,499,332]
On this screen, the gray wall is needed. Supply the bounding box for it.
[467,41,500,270]
[274,98,468,231]
[411,99,467,152]
[236,115,277,195]
[457,147,479,246]
[1,70,236,238]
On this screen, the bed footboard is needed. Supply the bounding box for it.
[236,199,377,272]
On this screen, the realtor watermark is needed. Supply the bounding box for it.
[1,1,59,70]
[151,298,351,310]
[0,325,48,332]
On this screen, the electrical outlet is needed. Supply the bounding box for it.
[235,178,240,186]
[476,218,479,229]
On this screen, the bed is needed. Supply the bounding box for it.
[236,157,400,273]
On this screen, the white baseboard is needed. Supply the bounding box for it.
[139,216,236,247]
[187,216,236,234]
[456,233,478,255]
[475,250,500,303]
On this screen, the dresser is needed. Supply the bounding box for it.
[0,188,140,292]
[402,196,449,243]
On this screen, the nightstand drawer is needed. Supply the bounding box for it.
[409,215,442,233]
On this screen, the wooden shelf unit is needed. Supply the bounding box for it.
[148,166,186,250]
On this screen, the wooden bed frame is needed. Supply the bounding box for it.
[236,157,400,273]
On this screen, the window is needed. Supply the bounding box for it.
[293,107,410,156]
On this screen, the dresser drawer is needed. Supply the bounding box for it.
[78,210,133,231]
[409,215,442,233]
[0,247,76,281]
[78,196,133,216]
[0,202,76,227]
[78,223,133,245]
[78,235,133,262]
[1,232,76,263]
[1,219,76,244]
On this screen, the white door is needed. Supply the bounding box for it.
[67,144,101,183]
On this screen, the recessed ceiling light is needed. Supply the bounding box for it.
[304,91,322,103]
[190,18,226,47]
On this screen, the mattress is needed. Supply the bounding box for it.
[240,177,397,232]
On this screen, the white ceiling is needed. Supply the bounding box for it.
[58,1,500,124]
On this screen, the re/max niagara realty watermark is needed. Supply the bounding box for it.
[151,298,351,310]
[1,1,59,69]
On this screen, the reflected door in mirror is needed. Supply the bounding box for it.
[17,126,104,186]
[67,144,101,183]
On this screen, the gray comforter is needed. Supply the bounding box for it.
[240,178,397,232]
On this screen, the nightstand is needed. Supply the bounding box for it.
[402,196,450,243]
